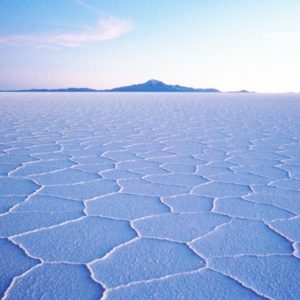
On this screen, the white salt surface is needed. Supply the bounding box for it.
[0,92,300,299]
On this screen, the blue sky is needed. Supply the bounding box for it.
[0,0,299,92]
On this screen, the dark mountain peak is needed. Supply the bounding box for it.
[227,89,254,93]
[144,79,165,85]
[109,80,220,92]
[238,89,252,93]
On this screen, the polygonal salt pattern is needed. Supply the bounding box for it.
[105,269,261,300]
[191,219,292,257]
[13,216,136,263]
[0,239,39,297]
[5,263,104,300]
[210,255,300,299]
[90,238,205,288]
[86,193,169,220]
[133,212,230,242]
[0,93,300,299]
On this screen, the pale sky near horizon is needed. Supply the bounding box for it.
[0,0,299,92]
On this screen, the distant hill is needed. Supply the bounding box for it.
[227,89,253,93]
[106,79,220,92]
[12,88,97,92]
[1,80,231,93]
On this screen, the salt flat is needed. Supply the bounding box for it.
[0,92,300,299]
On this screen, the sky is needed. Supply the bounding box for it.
[0,0,300,92]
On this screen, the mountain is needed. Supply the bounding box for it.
[12,88,97,92]
[227,89,253,93]
[107,79,220,92]
[1,80,221,92]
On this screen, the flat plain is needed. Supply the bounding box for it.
[0,92,300,299]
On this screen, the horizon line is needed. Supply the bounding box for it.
[0,79,299,94]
